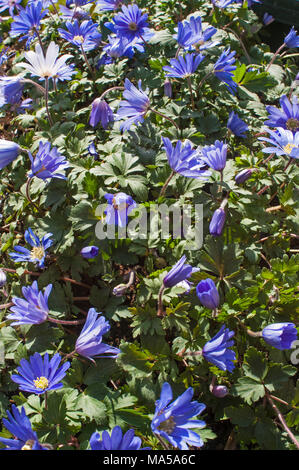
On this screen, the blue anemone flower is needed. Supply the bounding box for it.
[211,0,235,7]
[209,208,226,237]
[162,137,211,179]
[0,0,22,16]
[7,280,51,326]
[116,78,150,131]
[9,228,53,268]
[9,1,48,48]
[284,26,299,49]
[265,95,299,133]
[89,98,114,128]
[262,323,298,350]
[90,426,150,450]
[104,192,137,227]
[0,77,24,108]
[80,246,99,259]
[105,4,150,42]
[196,278,220,309]
[96,0,122,11]
[151,382,206,450]
[0,139,20,170]
[98,34,145,64]
[175,15,218,51]
[227,111,248,138]
[200,140,227,171]
[11,352,71,395]
[0,405,45,450]
[163,255,197,288]
[213,48,237,94]
[258,127,299,159]
[202,325,236,372]
[263,13,274,26]
[163,53,205,79]
[75,308,120,361]
[58,19,102,51]
[28,141,69,180]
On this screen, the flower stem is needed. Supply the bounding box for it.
[34,28,45,56]
[155,433,170,450]
[25,178,40,212]
[225,28,251,64]
[149,107,180,131]
[81,45,94,76]
[21,79,46,96]
[266,43,286,72]
[266,391,299,450]
[99,86,124,101]
[48,317,85,325]
[44,77,54,127]
[159,170,176,198]
[187,76,195,110]
[157,285,165,317]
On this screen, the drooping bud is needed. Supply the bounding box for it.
[210,384,229,398]
[89,98,114,129]
[209,207,226,237]
[164,79,172,98]
[235,168,256,184]
[0,139,20,170]
[112,283,128,296]
[80,246,99,259]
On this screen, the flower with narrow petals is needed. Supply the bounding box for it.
[200,140,227,171]
[0,77,23,108]
[151,382,206,450]
[10,1,48,48]
[17,41,75,82]
[116,78,150,132]
[213,48,237,94]
[163,53,205,79]
[104,192,137,227]
[90,425,150,450]
[175,15,218,51]
[202,325,236,372]
[106,4,150,42]
[0,139,20,170]
[163,255,197,288]
[263,13,274,26]
[227,111,248,138]
[28,141,69,180]
[58,19,102,52]
[262,323,297,350]
[80,246,99,258]
[162,137,210,179]
[9,228,53,268]
[284,26,299,49]
[98,34,145,64]
[265,95,299,133]
[0,405,46,450]
[209,208,226,237]
[75,308,120,361]
[11,352,70,395]
[196,278,220,310]
[7,280,51,326]
[0,0,22,16]
[96,0,122,11]
[258,127,299,159]
[89,98,114,128]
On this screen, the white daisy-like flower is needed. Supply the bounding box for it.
[16,41,75,82]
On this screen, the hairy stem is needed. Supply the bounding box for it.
[159,170,176,198]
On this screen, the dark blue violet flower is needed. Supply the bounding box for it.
[28,141,69,180]
[258,127,299,159]
[89,98,114,128]
[202,325,236,372]
[96,0,122,11]
[0,405,45,450]
[0,139,20,170]
[80,246,99,259]
[9,228,53,268]
[265,95,299,133]
[227,111,248,138]
[162,137,211,179]
[90,425,150,450]
[75,308,120,361]
[200,140,227,171]
[11,352,70,395]
[175,15,218,51]
[106,4,150,42]
[9,1,48,48]
[88,142,99,158]
[0,77,24,108]
[163,255,194,288]
[263,13,274,26]
[284,26,299,49]
[116,78,150,132]
[235,168,255,184]
[163,53,205,79]
[262,323,298,350]
[213,48,237,94]
[0,0,22,16]
[196,278,220,310]
[209,208,226,237]
[104,192,137,227]
[7,280,51,326]
[151,382,206,450]
[58,19,102,52]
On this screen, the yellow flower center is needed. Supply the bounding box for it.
[129,22,138,31]
[33,376,49,390]
[21,440,35,450]
[31,245,45,261]
[283,143,296,155]
[73,35,84,43]
[157,416,176,434]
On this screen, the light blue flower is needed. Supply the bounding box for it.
[7,280,51,326]
[9,228,53,268]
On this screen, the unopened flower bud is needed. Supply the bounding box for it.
[210,385,228,398]
[209,207,226,237]
[235,168,256,184]
[80,246,99,259]
[164,79,172,98]
[112,283,128,296]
